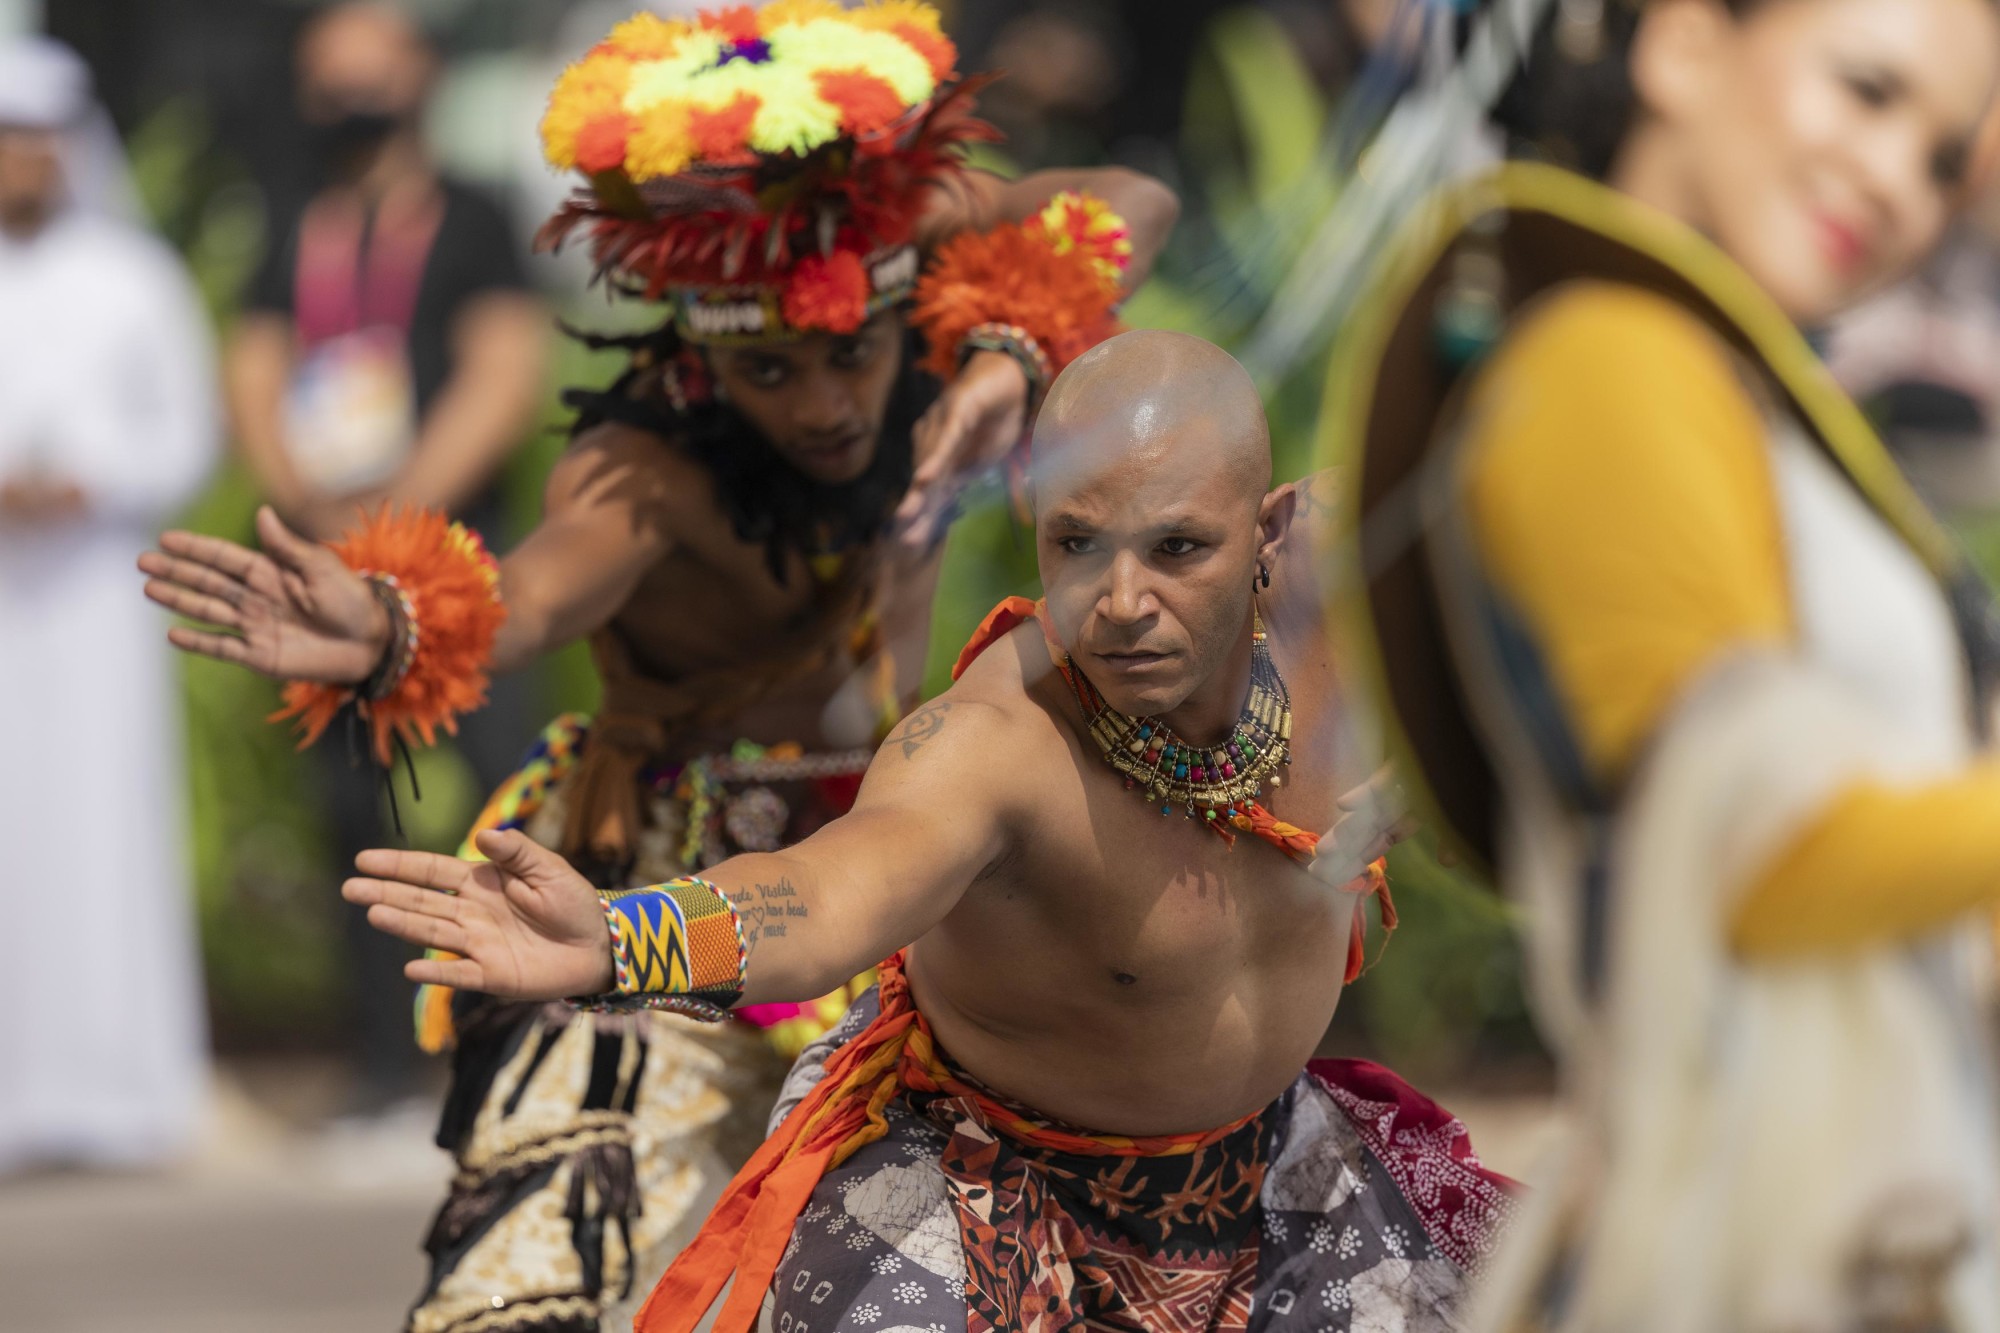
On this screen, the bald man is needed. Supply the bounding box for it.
[343,332,1513,1332]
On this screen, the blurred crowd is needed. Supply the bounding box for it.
[6,0,2000,1182]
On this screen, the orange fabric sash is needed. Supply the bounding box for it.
[634,953,1247,1333]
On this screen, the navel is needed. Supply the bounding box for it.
[1113,971,1138,987]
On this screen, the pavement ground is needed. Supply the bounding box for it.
[0,1060,1560,1332]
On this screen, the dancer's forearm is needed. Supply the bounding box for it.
[599,698,1018,1008]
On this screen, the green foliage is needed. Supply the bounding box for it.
[179,467,344,1040]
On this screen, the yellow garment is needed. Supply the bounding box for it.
[1461,282,1793,779]
[1461,282,2000,957]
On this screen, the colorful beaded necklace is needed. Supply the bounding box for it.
[1059,618,1293,824]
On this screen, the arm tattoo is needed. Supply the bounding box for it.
[725,877,808,954]
[889,700,954,759]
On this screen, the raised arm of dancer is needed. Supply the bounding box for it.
[892,166,1179,547]
[137,420,680,683]
[1462,282,2000,959]
[342,685,1025,1005]
[916,166,1178,294]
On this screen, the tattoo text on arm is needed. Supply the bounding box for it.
[889,700,954,760]
[725,877,808,953]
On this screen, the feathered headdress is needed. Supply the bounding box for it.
[536,1,996,343]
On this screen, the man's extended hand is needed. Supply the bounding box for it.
[139,504,390,683]
[342,828,616,1000]
[895,349,1030,549]
[1310,766,1418,890]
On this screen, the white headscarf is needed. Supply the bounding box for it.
[0,34,144,223]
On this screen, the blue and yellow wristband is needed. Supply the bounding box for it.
[574,876,748,1021]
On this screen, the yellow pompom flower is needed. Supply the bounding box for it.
[549,3,953,176]
[771,19,935,105]
[624,31,728,110]
[606,12,691,60]
[674,57,770,114]
[742,63,842,157]
[756,0,847,29]
[541,55,634,170]
[1035,191,1134,286]
[624,98,694,180]
[848,0,945,38]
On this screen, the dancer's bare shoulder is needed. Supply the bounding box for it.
[931,616,1073,740]
[871,617,1077,841]
[551,420,736,552]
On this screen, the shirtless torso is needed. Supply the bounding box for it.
[536,420,943,758]
[900,500,1347,1134]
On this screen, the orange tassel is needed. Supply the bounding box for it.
[270,506,505,766]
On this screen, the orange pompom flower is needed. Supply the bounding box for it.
[539,54,632,170]
[911,206,1124,381]
[699,4,762,43]
[272,506,506,766]
[851,0,957,79]
[782,251,872,334]
[576,112,638,174]
[814,69,906,139]
[687,94,763,161]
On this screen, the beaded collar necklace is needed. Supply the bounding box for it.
[1059,617,1293,824]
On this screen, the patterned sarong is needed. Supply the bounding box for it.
[639,957,1517,1333]
[406,716,874,1333]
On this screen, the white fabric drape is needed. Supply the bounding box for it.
[0,208,218,1169]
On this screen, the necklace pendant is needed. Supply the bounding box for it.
[1069,631,1294,831]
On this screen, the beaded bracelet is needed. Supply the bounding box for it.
[572,876,749,1022]
[959,321,1052,403]
[359,573,420,703]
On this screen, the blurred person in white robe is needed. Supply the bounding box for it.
[0,35,217,1171]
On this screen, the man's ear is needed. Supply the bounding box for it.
[1256,484,1299,570]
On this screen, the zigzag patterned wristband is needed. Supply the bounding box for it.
[573,877,748,1022]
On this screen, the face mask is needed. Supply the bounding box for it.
[313,110,404,175]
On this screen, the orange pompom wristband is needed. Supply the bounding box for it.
[271,506,505,765]
[910,190,1128,385]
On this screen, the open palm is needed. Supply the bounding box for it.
[342,828,616,1000]
[138,505,387,684]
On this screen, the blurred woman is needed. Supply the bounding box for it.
[1329,0,2000,1327]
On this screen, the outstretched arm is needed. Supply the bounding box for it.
[344,692,1020,1005]
[918,166,1179,293]
[139,421,679,684]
